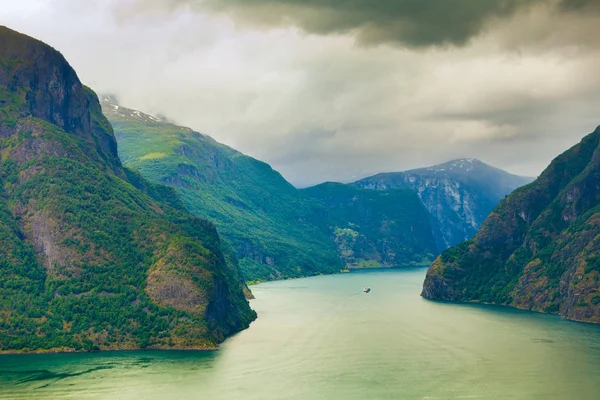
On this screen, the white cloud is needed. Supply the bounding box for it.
[0,0,599,186]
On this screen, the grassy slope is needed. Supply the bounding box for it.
[106,105,343,282]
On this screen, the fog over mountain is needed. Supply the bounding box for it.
[2,0,599,186]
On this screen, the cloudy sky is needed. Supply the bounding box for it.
[1,0,599,186]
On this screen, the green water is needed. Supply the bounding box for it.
[1,268,599,400]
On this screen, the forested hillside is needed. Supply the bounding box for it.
[422,127,600,323]
[0,26,255,352]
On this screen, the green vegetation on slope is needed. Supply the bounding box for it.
[303,183,438,268]
[422,127,600,323]
[105,100,343,282]
[0,26,255,352]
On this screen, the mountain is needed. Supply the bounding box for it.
[102,98,343,282]
[422,127,600,323]
[302,183,438,268]
[353,159,534,250]
[104,101,529,275]
[0,26,255,352]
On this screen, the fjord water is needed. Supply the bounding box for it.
[1,269,599,400]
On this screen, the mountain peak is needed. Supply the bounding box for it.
[101,94,120,105]
[0,26,122,171]
[358,158,532,184]
[421,158,483,173]
[100,97,170,124]
[0,25,90,136]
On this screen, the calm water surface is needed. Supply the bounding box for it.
[1,268,599,400]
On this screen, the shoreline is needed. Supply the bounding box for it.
[421,297,600,325]
[0,346,219,356]
[247,264,430,286]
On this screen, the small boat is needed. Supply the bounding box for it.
[363,287,371,293]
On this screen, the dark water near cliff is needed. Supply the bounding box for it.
[1,268,599,400]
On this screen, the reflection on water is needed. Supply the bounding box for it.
[15,365,115,387]
[1,268,599,400]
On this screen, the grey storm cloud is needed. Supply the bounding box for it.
[204,0,540,47]
[2,0,600,186]
[139,0,600,47]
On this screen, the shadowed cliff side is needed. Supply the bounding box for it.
[422,126,600,323]
[302,182,438,269]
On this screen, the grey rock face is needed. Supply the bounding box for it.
[354,159,533,250]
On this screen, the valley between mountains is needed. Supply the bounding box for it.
[0,25,598,355]
[102,97,532,282]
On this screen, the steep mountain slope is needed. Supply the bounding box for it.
[303,183,437,268]
[102,99,342,282]
[0,26,255,352]
[422,127,600,323]
[354,159,533,249]
[105,100,528,274]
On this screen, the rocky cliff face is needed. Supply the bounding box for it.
[422,128,600,323]
[354,159,533,250]
[0,27,120,171]
[0,26,255,352]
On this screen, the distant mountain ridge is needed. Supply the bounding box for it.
[422,127,600,323]
[354,158,534,249]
